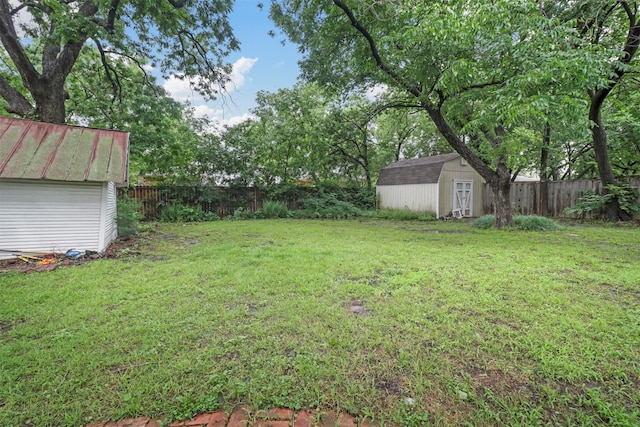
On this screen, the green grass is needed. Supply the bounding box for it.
[1,219,639,426]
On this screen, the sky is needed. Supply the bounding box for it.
[161,2,303,129]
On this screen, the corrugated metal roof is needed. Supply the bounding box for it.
[0,116,129,184]
[377,153,460,185]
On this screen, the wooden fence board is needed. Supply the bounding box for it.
[118,186,300,220]
[483,177,640,218]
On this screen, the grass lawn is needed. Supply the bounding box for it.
[1,219,639,426]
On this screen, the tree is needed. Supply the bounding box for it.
[547,1,640,220]
[250,83,334,185]
[270,0,603,227]
[325,98,380,190]
[583,1,639,221]
[373,106,449,162]
[0,0,238,123]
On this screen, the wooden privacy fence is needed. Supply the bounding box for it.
[483,177,640,218]
[118,186,273,220]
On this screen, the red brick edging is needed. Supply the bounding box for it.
[86,407,396,427]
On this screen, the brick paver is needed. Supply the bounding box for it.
[85,407,399,427]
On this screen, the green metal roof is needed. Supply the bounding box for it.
[0,116,129,184]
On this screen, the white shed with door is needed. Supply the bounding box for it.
[376,153,485,218]
[0,117,129,260]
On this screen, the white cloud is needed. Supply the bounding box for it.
[188,103,255,135]
[162,56,258,103]
[163,75,203,103]
[227,57,258,92]
[192,105,223,120]
[221,113,255,128]
[208,113,256,135]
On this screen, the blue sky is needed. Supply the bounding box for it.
[161,2,302,128]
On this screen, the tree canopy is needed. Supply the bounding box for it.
[0,0,238,122]
[268,0,612,226]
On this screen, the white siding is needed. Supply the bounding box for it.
[0,179,104,259]
[99,181,118,251]
[377,183,439,213]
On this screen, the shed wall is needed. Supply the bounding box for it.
[376,183,439,213]
[0,179,107,259]
[102,181,118,249]
[439,158,485,217]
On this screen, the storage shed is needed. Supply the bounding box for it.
[376,153,485,218]
[0,117,129,260]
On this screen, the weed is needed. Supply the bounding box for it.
[117,196,143,238]
[159,201,204,222]
[363,209,437,221]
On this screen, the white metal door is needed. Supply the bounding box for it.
[453,180,473,217]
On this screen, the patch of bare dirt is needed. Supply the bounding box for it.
[0,236,143,274]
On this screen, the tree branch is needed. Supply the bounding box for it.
[49,1,100,81]
[102,49,160,95]
[332,0,422,98]
[0,73,33,116]
[579,2,618,39]
[0,0,41,87]
[94,38,121,103]
[106,0,121,32]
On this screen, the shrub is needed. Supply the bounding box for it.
[472,214,496,229]
[296,193,362,219]
[117,196,143,238]
[201,211,220,221]
[514,215,560,231]
[472,214,560,231]
[564,184,640,218]
[159,201,204,222]
[258,200,289,218]
[229,207,256,220]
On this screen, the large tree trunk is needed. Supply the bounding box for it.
[490,169,513,229]
[32,79,67,124]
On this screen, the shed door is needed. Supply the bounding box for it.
[453,180,473,217]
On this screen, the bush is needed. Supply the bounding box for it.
[472,214,496,229]
[159,201,204,222]
[229,207,256,220]
[472,214,560,231]
[117,196,143,238]
[564,184,640,218]
[514,215,560,231]
[201,211,220,221]
[258,200,289,218]
[296,193,362,219]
